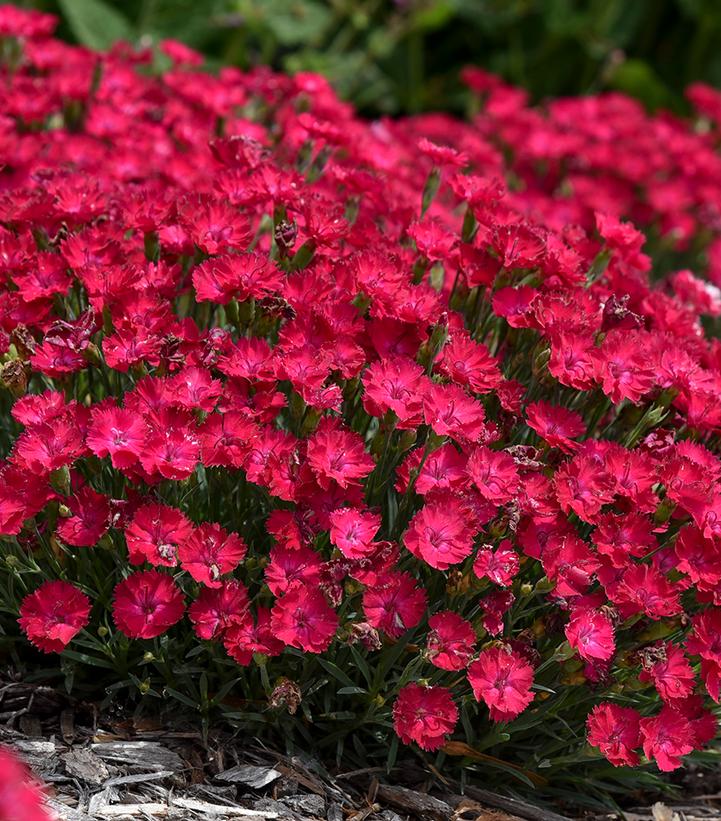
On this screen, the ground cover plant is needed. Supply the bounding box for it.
[5,4,721,812]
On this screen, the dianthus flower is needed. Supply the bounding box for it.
[139,408,200,481]
[19,580,91,654]
[86,405,145,469]
[270,583,338,653]
[422,382,487,443]
[586,703,641,767]
[465,446,519,505]
[362,357,427,429]
[306,418,374,489]
[113,571,185,639]
[468,645,535,722]
[639,706,695,772]
[473,540,520,587]
[14,417,86,474]
[125,503,193,567]
[565,609,615,663]
[178,523,246,588]
[393,683,458,751]
[188,580,250,641]
[224,606,284,665]
[638,643,696,702]
[480,589,515,636]
[554,450,615,522]
[525,401,585,453]
[56,485,110,547]
[426,611,476,671]
[438,331,502,393]
[328,507,381,559]
[404,497,475,570]
[264,544,322,596]
[363,571,428,638]
[0,464,52,536]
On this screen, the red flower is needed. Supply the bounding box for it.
[555,449,615,522]
[525,401,585,453]
[14,416,86,474]
[362,357,427,429]
[306,418,374,489]
[639,643,696,702]
[140,408,199,481]
[363,571,427,638]
[0,463,52,536]
[188,580,250,640]
[329,507,381,559]
[125,503,193,567]
[468,646,535,722]
[264,543,322,596]
[640,706,695,772]
[586,703,641,767]
[393,683,458,751]
[113,571,185,639]
[466,446,519,505]
[473,540,519,587]
[565,609,615,663]
[224,606,284,665]
[178,523,247,588]
[438,331,501,394]
[426,611,476,671]
[404,498,475,570]
[422,382,487,444]
[86,406,145,469]
[56,485,110,547]
[19,580,91,654]
[270,583,338,653]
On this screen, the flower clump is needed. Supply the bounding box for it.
[3,5,721,787]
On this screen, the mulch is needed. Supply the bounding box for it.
[3,678,721,821]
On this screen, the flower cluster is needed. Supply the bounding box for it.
[2,6,721,783]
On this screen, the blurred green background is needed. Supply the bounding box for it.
[13,0,721,114]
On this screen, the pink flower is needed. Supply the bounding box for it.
[473,540,520,587]
[468,646,535,722]
[306,418,374,489]
[19,580,91,654]
[329,507,381,559]
[264,544,322,596]
[640,706,695,772]
[363,571,427,638]
[393,684,458,751]
[270,583,338,653]
[565,609,615,663]
[188,580,250,640]
[426,612,476,671]
[639,643,696,702]
[404,498,475,570]
[178,523,247,588]
[586,703,641,767]
[224,607,284,664]
[56,485,109,547]
[0,747,53,821]
[86,405,145,469]
[125,504,193,567]
[466,446,519,505]
[113,571,185,639]
[525,401,585,453]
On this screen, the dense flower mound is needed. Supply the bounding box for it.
[4,5,721,797]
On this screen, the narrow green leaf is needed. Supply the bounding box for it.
[58,0,134,50]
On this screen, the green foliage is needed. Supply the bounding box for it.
[16,0,721,113]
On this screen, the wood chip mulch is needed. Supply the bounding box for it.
[3,678,721,821]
